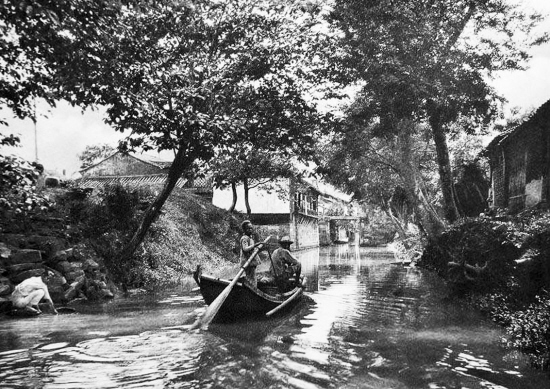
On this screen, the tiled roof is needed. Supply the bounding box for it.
[77,174,214,193]
[486,98,550,150]
[485,128,514,151]
[79,152,172,174]
[77,174,188,189]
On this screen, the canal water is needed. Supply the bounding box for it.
[1,246,549,388]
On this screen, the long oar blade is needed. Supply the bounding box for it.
[190,268,244,330]
[190,235,271,330]
[265,287,302,317]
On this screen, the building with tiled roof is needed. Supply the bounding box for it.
[212,175,360,249]
[77,152,212,196]
[486,99,550,212]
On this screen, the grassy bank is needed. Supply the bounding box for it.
[136,188,244,290]
[55,184,245,292]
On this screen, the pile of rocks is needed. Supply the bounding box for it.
[0,238,116,314]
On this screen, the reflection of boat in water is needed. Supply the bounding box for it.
[193,266,305,322]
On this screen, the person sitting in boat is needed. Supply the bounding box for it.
[270,236,302,289]
[10,276,58,315]
[240,220,264,288]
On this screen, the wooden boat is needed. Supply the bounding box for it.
[193,266,305,322]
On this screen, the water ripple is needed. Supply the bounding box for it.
[0,246,548,388]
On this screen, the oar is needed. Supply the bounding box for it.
[190,235,271,330]
[266,248,279,280]
[265,286,302,317]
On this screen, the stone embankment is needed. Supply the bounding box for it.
[0,235,115,314]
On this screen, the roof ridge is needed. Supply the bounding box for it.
[79,151,171,172]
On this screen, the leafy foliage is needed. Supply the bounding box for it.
[212,151,296,189]
[317,117,444,236]
[453,161,489,217]
[0,135,50,224]
[84,184,153,234]
[1,0,124,123]
[3,1,342,260]
[328,0,546,128]
[421,211,550,370]
[53,0,336,161]
[504,294,550,370]
[421,217,520,293]
[326,0,548,223]
[210,148,298,213]
[59,183,153,287]
[78,143,116,169]
[0,155,42,211]
[59,183,240,290]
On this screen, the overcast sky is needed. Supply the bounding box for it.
[490,0,550,110]
[3,0,550,177]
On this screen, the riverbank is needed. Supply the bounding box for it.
[418,210,550,372]
[127,187,244,289]
[0,185,244,312]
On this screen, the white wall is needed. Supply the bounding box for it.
[294,219,320,249]
[525,178,543,208]
[212,179,290,214]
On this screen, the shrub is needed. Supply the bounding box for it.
[0,152,52,230]
[421,210,550,371]
[54,185,93,226]
[420,217,520,294]
[468,292,514,326]
[59,183,156,288]
[62,184,240,291]
[504,294,550,370]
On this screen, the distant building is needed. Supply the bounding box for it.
[212,176,353,250]
[77,152,212,198]
[486,99,550,213]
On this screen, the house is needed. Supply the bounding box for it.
[314,180,356,245]
[212,176,353,250]
[486,99,550,213]
[77,152,212,198]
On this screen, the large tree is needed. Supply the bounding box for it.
[318,110,444,237]
[107,1,334,261]
[3,1,338,261]
[1,0,124,125]
[328,0,547,224]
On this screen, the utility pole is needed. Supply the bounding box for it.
[34,98,38,162]
[34,121,38,162]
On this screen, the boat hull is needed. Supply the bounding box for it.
[194,272,304,321]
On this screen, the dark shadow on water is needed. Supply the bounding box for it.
[207,296,316,342]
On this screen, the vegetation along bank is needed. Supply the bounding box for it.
[0,184,244,313]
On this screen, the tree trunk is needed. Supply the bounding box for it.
[421,2,475,224]
[118,145,191,263]
[400,166,445,238]
[396,121,446,238]
[413,175,446,237]
[228,182,237,212]
[383,203,407,239]
[430,119,460,223]
[244,178,251,216]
